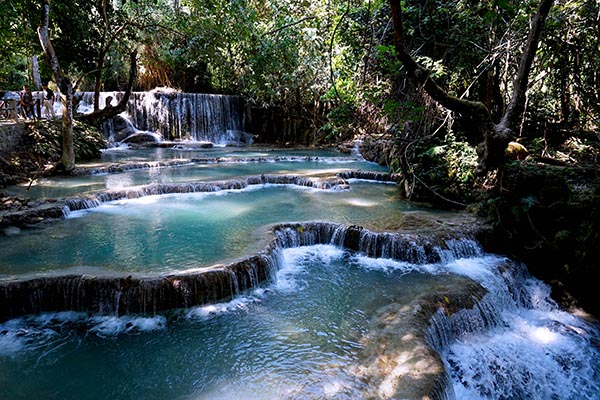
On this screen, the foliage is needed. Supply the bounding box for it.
[27,120,106,163]
[412,132,479,204]
[531,0,600,132]
[0,1,39,88]
[0,0,598,160]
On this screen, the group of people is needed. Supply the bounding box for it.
[19,82,56,120]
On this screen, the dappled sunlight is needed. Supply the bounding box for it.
[17,177,94,189]
[344,197,379,207]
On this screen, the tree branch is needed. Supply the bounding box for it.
[500,0,554,131]
[265,16,316,36]
[389,0,493,126]
[78,50,137,126]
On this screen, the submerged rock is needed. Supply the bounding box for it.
[355,279,486,400]
[2,226,20,236]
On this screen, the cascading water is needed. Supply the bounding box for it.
[2,146,599,399]
[425,255,600,399]
[2,222,598,399]
[77,89,250,145]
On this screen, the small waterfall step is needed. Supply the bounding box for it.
[0,221,481,322]
[1,174,354,229]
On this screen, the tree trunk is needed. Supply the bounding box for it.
[77,50,137,127]
[92,15,130,112]
[93,52,106,113]
[37,0,75,172]
[389,0,554,174]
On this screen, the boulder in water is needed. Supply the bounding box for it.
[110,115,137,142]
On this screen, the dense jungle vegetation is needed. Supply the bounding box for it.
[1,0,599,314]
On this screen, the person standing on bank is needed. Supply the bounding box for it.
[19,84,34,119]
[41,82,56,119]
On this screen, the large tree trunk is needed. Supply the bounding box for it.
[481,0,555,172]
[37,0,75,172]
[389,0,554,174]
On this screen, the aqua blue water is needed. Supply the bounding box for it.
[8,147,383,199]
[2,247,599,400]
[0,181,423,278]
[98,146,348,163]
[0,246,453,400]
[2,148,599,399]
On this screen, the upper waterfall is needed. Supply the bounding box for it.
[77,89,250,145]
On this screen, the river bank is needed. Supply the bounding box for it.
[359,134,600,318]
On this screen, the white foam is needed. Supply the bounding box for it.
[276,245,344,292]
[64,209,91,219]
[101,143,130,152]
[443,255,503,287]
[186,296,262,321]
[0,312,87,356]
[89,315,167,337]
[448,308,600,399]
[0,318,28,356]
[351,254,435,275]
[32,311,86,325]
[438,255,600,399]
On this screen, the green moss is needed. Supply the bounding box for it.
[26,120,106,163]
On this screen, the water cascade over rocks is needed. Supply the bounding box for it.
[70,155,364,176]
[77,90,249,145]
[0,222,481,321]
[1,221,599,399]
[0,221,501,399]
[337,169,403,183]
[0,174,351,229]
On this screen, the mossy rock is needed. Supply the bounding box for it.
[24,120,106,162]
[482,160,600,317]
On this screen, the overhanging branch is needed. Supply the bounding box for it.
[78,50,138,126]
[389,0,493,125]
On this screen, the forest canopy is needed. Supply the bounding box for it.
[1,0,599,177]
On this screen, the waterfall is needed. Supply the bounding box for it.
[0,249,281,320]
[274,222,481,264]
[423,256,600,399]
[337,169,402,183]
[2,221,599,399]
[0,222,479,322]
[76,90,250,145]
